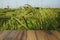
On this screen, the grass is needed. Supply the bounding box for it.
[0,4,60,30]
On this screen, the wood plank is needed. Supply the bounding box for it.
[0,30,60,40]
[0,30,12,40]
[21,30,27,40]
[45,31,59,40]
[27,30,37,40]
[51,30,60,40]
[0,31,4,34]
[4,30,19,40]
[36,30,48,40]
[15,30,27,40]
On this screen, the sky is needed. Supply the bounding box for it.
[0,0,60,8]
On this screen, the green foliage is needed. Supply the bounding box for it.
[0,4,60,30]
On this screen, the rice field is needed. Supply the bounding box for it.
[0,4,60,30]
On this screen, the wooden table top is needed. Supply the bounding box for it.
[0,30,60,40]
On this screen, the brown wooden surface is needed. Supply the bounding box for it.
[0,30,60,40]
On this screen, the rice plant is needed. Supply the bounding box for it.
[0,4,59,30]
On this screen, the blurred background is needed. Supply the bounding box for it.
[0,0,60,8]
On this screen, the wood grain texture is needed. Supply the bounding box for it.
[0,30,60,40]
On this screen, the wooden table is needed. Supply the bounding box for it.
[0,30,60,40]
